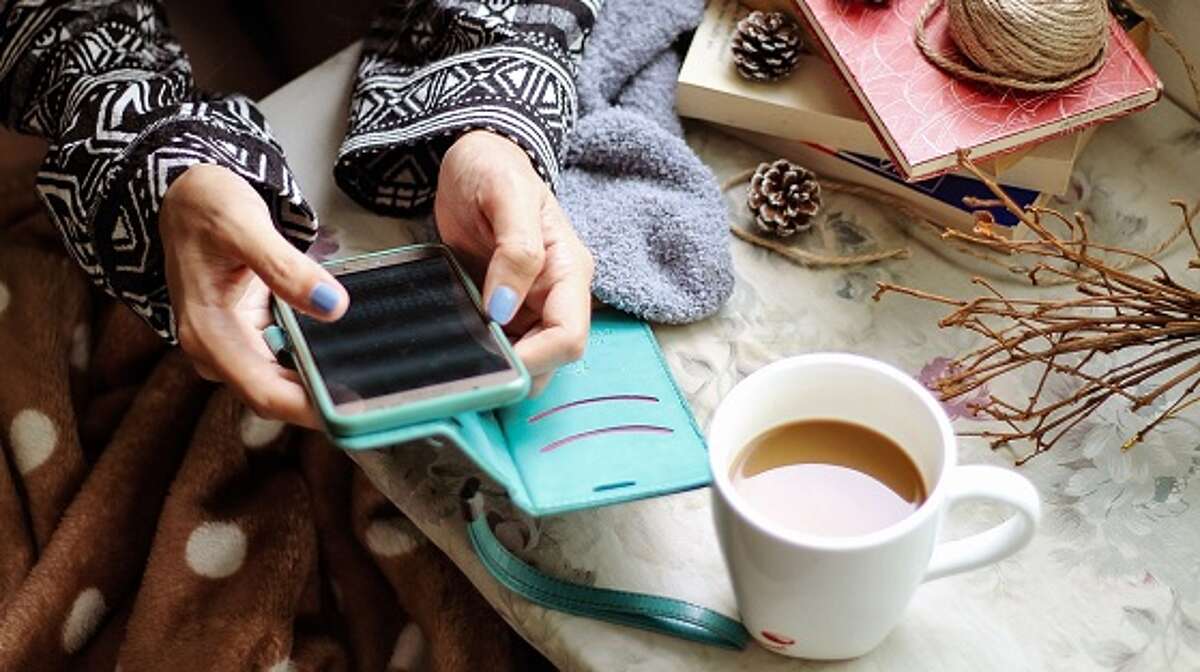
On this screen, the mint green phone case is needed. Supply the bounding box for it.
[272,245,531,437]
[270,245,711,516]
[274,286,732,645]
[330,309,713,516]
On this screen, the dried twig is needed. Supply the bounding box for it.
[875,151,1200,464]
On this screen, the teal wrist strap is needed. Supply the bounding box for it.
[461,480,750,651]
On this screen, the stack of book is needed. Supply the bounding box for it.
[678,0,1159,236]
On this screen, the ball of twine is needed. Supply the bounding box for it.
[915,0,1110,92]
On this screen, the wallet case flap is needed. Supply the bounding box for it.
[488,310,711,516]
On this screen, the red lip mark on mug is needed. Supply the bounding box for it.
[760,630,796,650]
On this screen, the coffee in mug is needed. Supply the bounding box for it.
[708,354,1042,659]
[730,419,927,537]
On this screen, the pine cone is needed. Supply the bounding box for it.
[747,159,822,237]
[731,11,804,82]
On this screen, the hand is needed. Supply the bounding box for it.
[161,164,349,428]
[435,131,595,392]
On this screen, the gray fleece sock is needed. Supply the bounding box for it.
[560,0,734,324]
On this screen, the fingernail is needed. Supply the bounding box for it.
[309,282,340,315]
[487,285,519,325]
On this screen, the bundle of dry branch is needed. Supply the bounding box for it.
[874,152,1200,464]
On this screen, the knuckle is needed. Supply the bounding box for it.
[561,329,588,362]
[565,339,587,363]
[264,248,291,279]
[476,186,512,218]
[499,241,545,276]
[259,247,297,286]
[477,169,532,209]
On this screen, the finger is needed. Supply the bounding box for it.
[515,328,581,378]
[514,313,587,377]
[217,209,349,322]
[479,183,546,326]
[529,373,554,397]
[193,317,322,429]
[224,357,321,429]
[514,249,592,376]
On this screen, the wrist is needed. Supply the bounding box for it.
[161,164,260,235]
[454,130,536,170]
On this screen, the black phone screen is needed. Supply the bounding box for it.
[295,255,511,409]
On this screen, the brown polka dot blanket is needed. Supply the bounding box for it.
[0,133,552,672]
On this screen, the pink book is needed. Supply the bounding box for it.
[792,0,1162,181]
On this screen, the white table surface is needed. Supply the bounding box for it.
[260,43,1200,672]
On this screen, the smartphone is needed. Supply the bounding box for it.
[273,244,530,437]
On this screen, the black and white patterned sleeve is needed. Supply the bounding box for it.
[0,0,316,341]
[335,0,601,215]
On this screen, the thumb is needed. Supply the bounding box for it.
[481,187,546,326]
[226,217,348,321]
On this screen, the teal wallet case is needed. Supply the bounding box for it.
[332,309,712,516]
[272,306,745,648]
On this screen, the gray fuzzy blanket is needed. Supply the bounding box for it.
[561,0,734,324]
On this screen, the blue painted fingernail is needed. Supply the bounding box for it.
[487,285,519,325]
[309,282,340,315]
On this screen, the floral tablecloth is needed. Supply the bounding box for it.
[260,44,1200,671]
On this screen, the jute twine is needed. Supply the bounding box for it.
[915,0,1110,92]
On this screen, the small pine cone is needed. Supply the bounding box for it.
[731,11,804,82]
[747,159,822,237]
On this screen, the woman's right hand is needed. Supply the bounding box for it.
[160,164,348,428]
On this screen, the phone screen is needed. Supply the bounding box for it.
[294,252,516,414]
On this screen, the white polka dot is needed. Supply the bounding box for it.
[69,323,90,370]
[10,408,57,475]
[266,659,296,672]
[185,522,247,578]
[388,622,426,671]
[239,409,285,449]
[62,587,106,653]
[365,518,423,558]
[0,281,9,315]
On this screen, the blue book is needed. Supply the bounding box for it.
[836,150,1041,229]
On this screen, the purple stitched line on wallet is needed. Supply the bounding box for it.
[527,394,659,423]
[538,425,675,453]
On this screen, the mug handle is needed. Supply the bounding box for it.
[923,465,1042,582]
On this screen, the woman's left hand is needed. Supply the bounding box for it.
[435,130,594,392]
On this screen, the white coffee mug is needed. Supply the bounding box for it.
[709,354,1041,659]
